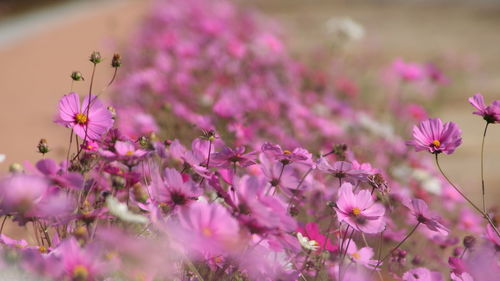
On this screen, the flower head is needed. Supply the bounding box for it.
[56,92,113,140]
[210,146,257,168]
[404,198,448,235]
[408,118,462,154]
[403,267,444,281]
[468,93,500,123]
[335,183,385,234]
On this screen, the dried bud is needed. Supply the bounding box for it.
[411,255,423,266]
[201,129,217,141]
[138,136,149,149]
[289,205,299,216]
[111,53,122,68]
[89,51,102,64]
[368,173,389,193]
[37,138,50,155]
[463,235,476,249]
[70,71,84,81]
[326,201,336,208]
[453,247,463,257]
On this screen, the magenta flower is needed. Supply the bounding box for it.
[150,168,199,209]
[468,93,500,123]
[335,182,385,234]
[0,174,48,216]
[404,198,448,235]
[297,222,337,253]
[408,118,462,154]
[402,267,444,281]
[56,92,113,140]
[210,146,257,168]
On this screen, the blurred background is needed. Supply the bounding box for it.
[0,0,499,203]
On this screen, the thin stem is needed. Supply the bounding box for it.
[0,216,7,234]
[435,154,500,238]
[480,123,489,213]
[66,130,74,163]
[271,163,286,196]
[373,222,420,271]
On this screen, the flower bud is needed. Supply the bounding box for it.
[89,51,102,64]
[70,71,84,81]
[37,138,50,155]
[463,235,476,249]
[111,53,122,68]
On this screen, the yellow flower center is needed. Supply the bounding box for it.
[72,265,89,280]
[126,151,134,156]
[431,140,441,148]
[351,252,360,260]
[283,150,292,155]
[352,208,361,216]
[310,240,319,247]
[202,227,213,237]
[38,246,47,253]
[75,113,88,125]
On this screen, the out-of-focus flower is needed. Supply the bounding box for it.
[210,146,257,168]
[261,142,312,165]
[408,118,462,155]
[297,222,337,253]
[0,174,48,216]
[335,182,385,234]
[100,141,147,160]
[343,240,378,269]
[391,58,425,82]
[404,199,448,235]
[468,93,500,124]
[106,196,148,224]
[56,92,113,140]
[325,17,365,42]
[402,267,444,281]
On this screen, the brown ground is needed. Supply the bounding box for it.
[0,0,498,203]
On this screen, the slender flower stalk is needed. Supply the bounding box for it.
[435,154,500,238]
[480,123,489,212]
[373,222,420,271]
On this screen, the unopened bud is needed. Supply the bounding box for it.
[70,71,84,81]
[89,51,102,64]
[463,235,476,249]
[289,205,299,216]
[37,138,50,155]
[111,53,121,68]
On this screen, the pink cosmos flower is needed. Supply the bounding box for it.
[449,257,474,281]
[402,267,444,281]
[149,168,200,209]
[408,118,462,155]
[100,141,147,159]
[343,240,379,269]
[261,142,312,165]
[317,159,370,184]
[392,58,425,82]
[485,224,500,247]
[0,174,48,216]
[49,238,104,281]
[297,222,337,253]
[173,200,240,257]
[468,93,500,123]
[56,92,113,140]
[404,198,448,235]
[210,146,257,168]
[335,183,385,234]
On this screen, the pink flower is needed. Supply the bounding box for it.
[335,183,385,234]
[150,168,199,209]
[449,257,474,281]
[100,141,147,159]
[468,93,500,123]
[56,92,113,140]
[49,238,104,281]
[173,200,240,257]
[297,222,337,253]
[485,224,500,247]
[261,142,312,165]
[402,267,444,281]
[210,146,257,168]
[408,118,462,155]
[317,159,370,184]
[0,174,48,216]
[404,198,448,235]
[392,58,425,82]
[343,240,379,269]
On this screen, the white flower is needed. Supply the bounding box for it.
[296,232,319,251]
[325,17,365,42]
[106,196,148,224]
[0,154,5,163]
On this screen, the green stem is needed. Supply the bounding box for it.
[480,123,489,213]
[435,154,500,238]
[373,222,420,271]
